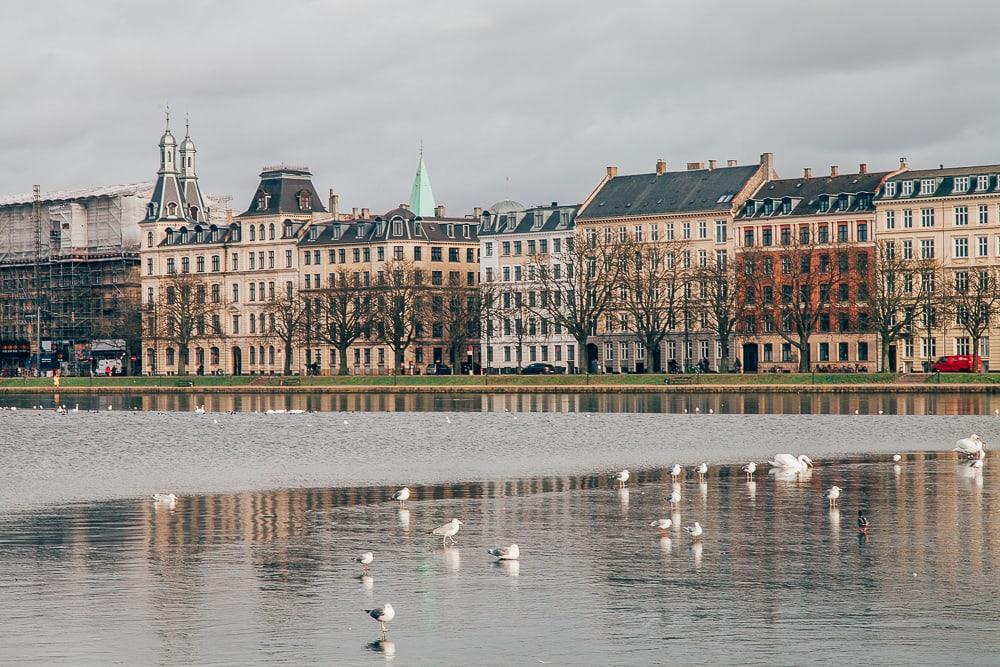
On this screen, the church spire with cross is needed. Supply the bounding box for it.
[408,144,437,217]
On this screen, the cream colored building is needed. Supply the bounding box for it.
[139,115,327,374]
[874,162,1000,372]
[575,155,775,372]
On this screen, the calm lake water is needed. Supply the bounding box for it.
[0,402,998,664]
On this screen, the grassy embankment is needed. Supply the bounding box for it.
[3,372,994,388]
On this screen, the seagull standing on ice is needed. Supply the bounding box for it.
[741,461,757,481]
[684,522,703,541]
[364,603,395,639]
[695,463,708,481]
[432,519,463,545]
[650,519,672,536]
[195,405,205,414]
[614,470,630,488]
[670,464,682,481]
[668,489,681,507]
[825,486,842,507]
[892,454,902,463]
[354,551,374,573]
[487,544,519,561]
[391,486,410,507]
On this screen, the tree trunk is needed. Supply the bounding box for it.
[880,333,890,373]
[797,335,810,372]
[576,335,589,374]
[338,346,350,375]
[394,347,404,375]
[283,340,293,375]
[178,345,187,375]
[719,334,730,373]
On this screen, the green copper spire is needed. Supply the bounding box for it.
[409,150,437,217]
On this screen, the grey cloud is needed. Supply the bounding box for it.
[1,0,999,211]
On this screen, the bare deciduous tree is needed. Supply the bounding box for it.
[260,290,310,375]
[316,272,372,375]
[865,241,928,372]
[694,250,740,372]
[949,265,1000,372]
[371,259,428,375]
[151,273,221,375]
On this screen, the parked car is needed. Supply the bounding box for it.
[460,361,482,374]
[425,363,452,375]
[521,363,556,375]
[930,355,982,372]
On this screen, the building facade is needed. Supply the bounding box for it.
[874,162,1000,372]
[478,200,579,372]
[576,155,776,372]
[734,164,900,373]
[139,115,326,375]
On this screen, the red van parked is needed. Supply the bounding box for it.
[930,355,982,372]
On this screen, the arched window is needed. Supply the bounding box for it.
[180,227,188,243]
[189,206,199,221]
[283,220,293,237]
[146,348,156,371]
[259,224,265,241]
[249,346,256,365]
[196,347,204,367]
[249,225,256,241]
[167,202,178,216]
[259,346,264,366]
[166,347,175,366]
[256,191,269,211]
[297,190,312,211]
[268,346,275,364]
[147,231,153,248]
[147,203,156,219]
[210,346,220,365]
[269,223,275,240]
[249,313,256,333]
[165,228,174,243]
[230,224,241,242]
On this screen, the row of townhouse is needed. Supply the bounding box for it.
[137,113,1000,375]
[139,119,480,376]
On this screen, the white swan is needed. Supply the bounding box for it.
[487,544,519,560]
[954,434,986,458]
[768,454,814,470]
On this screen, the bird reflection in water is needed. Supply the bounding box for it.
[745,481,757,502]
[434,547,460,572]
[618,487,629,511]
[493,559,520,578]
[366,639,396,660]
[659,536,672,555]
[698,481,708,504]
[829,508,841,542]
[691,541,703,568]
[360,574,374,595]
[397,509,410,530]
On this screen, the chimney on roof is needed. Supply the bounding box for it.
[328,189,339,219]
[655,159,667,175]
[473,206,483,217]
[859,163,868,175]
[830,165,839,177]
[551,201,558,207]
[361,207,370,219]
[434,204,445,218]
[606,166,618,179]
[759,152,775,178]
[687,162,705,171]
[727,159,738,167]
[899,157,909,170]
[803,167,812,179]
[708,159,717,170]
[351,207,359,219]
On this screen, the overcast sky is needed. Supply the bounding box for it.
[2,1,999,215]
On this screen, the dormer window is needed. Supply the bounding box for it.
[392,221,402,236]
[838,194,849,211]
[283,220,293,237]
[954,176,970,193]
[780,198,792,215]
[332,224,341,240]
[414,221,423,236]
[195,226,204,243]
[210,225,218,242]
[166,202,178,217]
[818,196,829,213]
[884,182,897,197]
[256,191,270,211]
[297,190,312,211]
[977,175,989,191]
[189,206,199,221]
[463,224,470,239]
[307,226,317,240]
[180,228,189,243]
[230,223,241,242]
[165,228,174,243]
[745,201,756,216]
[856,194,869,209]
[446,224,454,238]
[901,180,914,196]
[920,179,935,195]
[762,200,773,216]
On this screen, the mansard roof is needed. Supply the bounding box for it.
[241,165,327,216]
[299,208,479,246]
[877,164,1000,200]
[738,171,889,220]
[479,203,578,237]
[578,164,760,220]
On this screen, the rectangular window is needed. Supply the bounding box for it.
[715,220,727,243]
[954,176,970,193]
[605,342,614,360]
[902,240,913,259]
[285,250,292,267]
[885,210,895,229]
[432,247,443,261]
[920,208,935,227]
[858,342,869,361]
[955,206,969,226]
[502,241,510,256]
[980,204,989,225]
[232,314,240,334]
[903,210,913,228]
[857,222,868,242]
[954,237,969,258]
[744,229,754,247]
[902,180,914,196]
[838,342,849,361]
[513,241,522,255]
[955,337,971,355]
[920,179,935,195]
[665,223,675,240]
[978,236,989,257]
[698,221,708,239]
[449,247,460,261]
[922,337,937,358]
[819,342,830,362]
[650,224,659,241]
[231,284,239,302]
[682,222,691,239]
[485,242,493,257]
[921,239,935,259]
[978,175,990,191]
[885,182,897,197]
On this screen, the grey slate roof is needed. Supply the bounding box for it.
[737,172,889,220]
[577,165,759,220]
[877,164,1000,200]
[479,204,578,237]
[241,167,327,216]
[299,207,479,247]
[157,222,239,247]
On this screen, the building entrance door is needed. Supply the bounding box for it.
[232,347,242,375]
[741,343,759,373]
